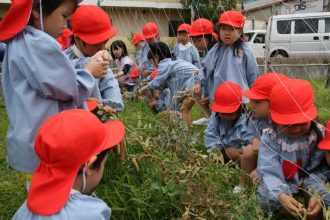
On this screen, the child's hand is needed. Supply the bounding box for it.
[279,193,305,217]
[249,170,259,184]
[193,83,202,96]
[307,195,322,217]
[103,105,117,115]
[142,70,152,77]
[148,100,157,109]
[195,69,200,75]
[137,86,148,96]
[92,50,109,62]
[85,59,109,79]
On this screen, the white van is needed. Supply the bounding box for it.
[266,12,330,58]
[244,30,266,58]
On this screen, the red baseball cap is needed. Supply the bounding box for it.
[243,73,289,100]
[212,82,242,113]
[189,18,214,37]
[86,99,99,112]
[0,0,33,41]
[131,33,145,45]
[218,10,245,29]
[318,120,330,150]
[150,69,158,80]
[142,22,159,39]
[177,23,191,33]
[270,79,317,125]
[27,109,125,215]
[71,5,117,45]
[131,67,140,78]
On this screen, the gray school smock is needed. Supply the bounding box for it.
[147,58,197,111]
[257,126,330,211]
[172,42,201,68]
[64,46,124,112]
[196,43,259,103]
[140,42,155,74]
[1,26,95,173]
[13,191,111,220]
[204,112,253,149]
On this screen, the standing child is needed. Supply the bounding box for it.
[66,5,124,113]
[0,0,105,177]
[204,82,255,162]
[172,23,201,68]
[194,11,259,125]
[13,109,125,219]
[257,79,329,218]
[131,33,145,67]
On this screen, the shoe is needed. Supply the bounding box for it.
[192,117,209,125]
[233,185,244,194]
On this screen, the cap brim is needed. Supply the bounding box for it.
[78,27,117,45]
[271,105,317,125]
[217,21,242,28]
[143,33,158,39]
[211,103,240,113]
[242,90,269,100]
[86,100,99,112]
[101,120,125,150]
[318,140,330,150]
[0,0,33,41]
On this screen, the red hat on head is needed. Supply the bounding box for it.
[56,28,73,50]
[142,22,159,39]
[243,73,289,100]
[318,120,330,150]
[27,109,125,215]
[86,99,99,112]
[0,0,33,41]
[71,5,117,45]
[212,82,242,113]
[150,69,158,80]
[177,23,191,33]
[218,10,245,29]
[189,18,214,37]
[131,33,145,45]
[131,67,140,78]
[270,79,317,125]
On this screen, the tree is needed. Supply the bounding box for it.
[181,0,239,25]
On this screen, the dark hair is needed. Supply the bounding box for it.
[177,30,188,35]
[110,40,128,60]
[78,149,111,175]
[147,42,175,62]
[205,34,218,52]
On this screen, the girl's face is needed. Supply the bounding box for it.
[33,0,76,38]
[112,46,123,58]
[177,32,189,44]
[76,38,107,57]
[277,121,312,140]
[250,100,269,119]
[218,111,239,121]
[192,36,209,51]
[219,24,242,45]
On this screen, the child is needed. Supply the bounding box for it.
[13,109,125,219]
[0,0,105,176]
[204,82,254,162]
[110,40,137,91]
[194,11,259,125]
[138,42,197,125]
[131,33,145,67]
[172,23,201,68]
[66,5,124,112]
[233,73,289,193]
[257,79,329,218]
[318,120,330,167]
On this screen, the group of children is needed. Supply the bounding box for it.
[0,0,330,219]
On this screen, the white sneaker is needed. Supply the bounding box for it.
[233,185,245,194]
[192,117,209,125]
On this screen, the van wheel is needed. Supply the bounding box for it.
[271,50,289,58]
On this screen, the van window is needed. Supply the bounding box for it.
[254,34,265,44]
[325,18,330,33]
[277,20,291,34]
[294,19,318,34]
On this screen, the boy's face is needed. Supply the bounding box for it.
[84,154,108,195]
[177,31,189,44]
[277,121,311,140]
[219,24,242,45]
[77,38,108,57]
[191,36,209,51]
[250,99,269,119]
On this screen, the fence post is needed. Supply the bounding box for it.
[326,62,330,88]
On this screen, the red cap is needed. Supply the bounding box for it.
[142,22,159,39]
[150,69,158,80]
[177,23,191,33]
[243,73,289,100]
[131,67,140,78]
[71,5,117,45]
[318,120,330,150]
[218,10,245,29]
[270,79,317,125]
[27,109,125,215]
[0,0,33,41]
[56,28,73,50]
[189,18,214,37]
[131,33,145,45]
[86,99,99,112]
[212,82,242,113]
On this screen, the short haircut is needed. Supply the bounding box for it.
[110,40,128,60]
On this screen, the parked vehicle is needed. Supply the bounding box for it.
[266,12,330,58]
[244,30,266,58]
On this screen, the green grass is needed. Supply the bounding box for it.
[1,78,330,219]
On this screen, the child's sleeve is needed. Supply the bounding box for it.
[99,69,124,112]
[191,46,201,68]
[244,45,259,87]
[229,113,257,147]
[257,131,292,202]
[147,62,171,90]
[204,113,222,149]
